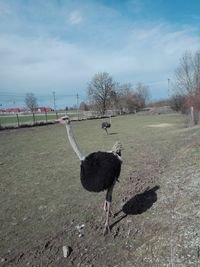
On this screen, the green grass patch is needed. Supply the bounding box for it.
[0,112,78,126]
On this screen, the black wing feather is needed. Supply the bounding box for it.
[80,152,121,192]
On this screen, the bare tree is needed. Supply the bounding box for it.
[194,50,200,92]
[115,82,150,113]
[135,82,150,107]
[114,83,132,113]
[170,94,186,112]
[175,50,200,95]
[87,72,116,115]
[25,93,37,111]
[117,83,132,94]
[174,50,200,126]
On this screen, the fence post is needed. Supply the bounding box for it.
[16,114,20,127]
[45,110,47,123]
[189,106,194,127]
[56,111,58,119]
[32,112,35,124]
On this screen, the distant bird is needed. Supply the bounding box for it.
[57,116,122,234]
[101,116,111,134]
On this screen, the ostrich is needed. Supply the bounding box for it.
[101,116,111,134]
[57,116,122,234]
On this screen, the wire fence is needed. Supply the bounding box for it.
[0,111,61,128]
[0,110,119,129]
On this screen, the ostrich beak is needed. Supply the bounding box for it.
[55,116,70,125]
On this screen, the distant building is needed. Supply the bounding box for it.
[79,101,89,111]
[20,108,30,113]
[3,107,53,113]
[6,108,21,113]
[37,107,53,112]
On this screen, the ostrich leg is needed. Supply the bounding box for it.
[103,181,116,235]
[103,200,113,216]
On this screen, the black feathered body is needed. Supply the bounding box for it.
[80,151,121,192]
[102,122,111,129]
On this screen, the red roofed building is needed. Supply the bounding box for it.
[37,107,53,112]
[6,108,21,113]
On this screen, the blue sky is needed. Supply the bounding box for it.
[0,0,200,108]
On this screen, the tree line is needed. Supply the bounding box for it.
[87,72,150,115]
[24,75,150,114]
[24,48,200,123]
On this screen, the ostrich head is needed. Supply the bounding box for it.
[57,116,70,125]
[112,141,123,156]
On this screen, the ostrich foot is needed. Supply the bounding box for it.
[103,224,111,235]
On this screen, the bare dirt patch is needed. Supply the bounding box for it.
[147,123,174,128]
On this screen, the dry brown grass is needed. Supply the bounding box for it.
[1,113,200,266]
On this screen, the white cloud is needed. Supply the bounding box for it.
[1,23,199,100]
[0,0,200,109]
[68,11,83,25]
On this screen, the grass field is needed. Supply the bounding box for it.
[0,114,58,125]
[0,113,200,266]
[0,111,78,126]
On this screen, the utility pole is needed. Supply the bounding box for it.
[168,78,170,97]
[76,93,79,120]
[53,91,58,119]
[53,91,56,111]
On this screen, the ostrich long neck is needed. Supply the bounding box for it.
[65,122,84,161]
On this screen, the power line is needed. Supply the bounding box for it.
[0,92,84,97]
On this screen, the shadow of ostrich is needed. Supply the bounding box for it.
[110,185,160,230]
[108,132,118,135]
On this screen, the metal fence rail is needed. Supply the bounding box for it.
[0,110,120,129]
[0,111,64,128]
